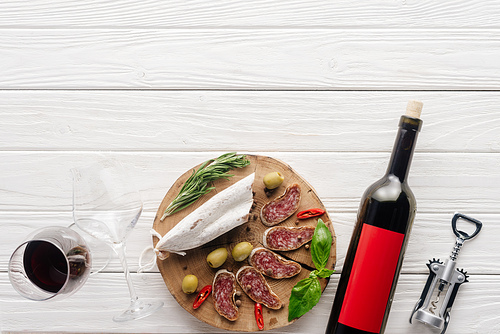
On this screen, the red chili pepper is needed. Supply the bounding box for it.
[297,208,325,219]
[193,285,212,309]
[255,303,264,330]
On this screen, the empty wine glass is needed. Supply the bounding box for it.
[72,159,163,322]
[9,226,91,301]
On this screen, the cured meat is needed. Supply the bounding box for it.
[236,266,282,310]
[248,247,301,279]
[152,173,255,259]
[260,183,301,226]
[263,225,315,251]
[212,269,239,321]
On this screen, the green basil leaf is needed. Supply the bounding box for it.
[288,277,322,322]
[311,218,333,270]
[316,268,334,278]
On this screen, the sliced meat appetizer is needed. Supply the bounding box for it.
[248,247,301,279]
[212,269,239,321]
[236,266,282,310]
[263,225,315,251]
[260,183,301,226]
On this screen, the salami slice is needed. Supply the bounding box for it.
[236,266,282,310]
[212,269,239,321]
[248,247,301,279]
[263,225,315,251]
[260,183,301,226]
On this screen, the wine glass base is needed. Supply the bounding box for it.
[113,299,164,322]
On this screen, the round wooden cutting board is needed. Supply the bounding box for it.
[152,155,336,332]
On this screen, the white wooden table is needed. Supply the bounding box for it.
[1,1,500,333]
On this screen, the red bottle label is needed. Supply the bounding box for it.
[338,223,404,333]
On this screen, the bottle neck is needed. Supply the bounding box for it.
[386,115,423,182]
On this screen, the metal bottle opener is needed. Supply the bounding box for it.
[409,213,483,334]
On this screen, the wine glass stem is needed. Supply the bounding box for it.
[112,242,139,305]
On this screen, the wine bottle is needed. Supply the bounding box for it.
[325,101,423,334]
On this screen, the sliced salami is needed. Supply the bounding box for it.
[212,269,239,321]
[248,247,301,279]
[236,266,282,310]
[260,183,301,226]
[263,225,315,251]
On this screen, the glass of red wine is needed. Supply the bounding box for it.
[8,226,92,301]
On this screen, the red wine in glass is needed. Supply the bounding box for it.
[23,240,68,293]
[9,226,92,301]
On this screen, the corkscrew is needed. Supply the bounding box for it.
[409,213,482,334]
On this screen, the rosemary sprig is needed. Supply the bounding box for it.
[160,152,251,221]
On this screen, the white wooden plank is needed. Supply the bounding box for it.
[1,273,499,333]
[0,0,499,28]
[1,29,500,89]
[0,211,497,275]
[0,152,498,213]
[1,91,499,152]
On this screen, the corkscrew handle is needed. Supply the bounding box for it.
[451,213,482,241]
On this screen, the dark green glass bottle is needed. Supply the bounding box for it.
[326,101,423,334]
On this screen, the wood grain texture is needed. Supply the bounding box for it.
[0,152,498,214]
[0,91,499,152]
[0,0,499,28]
[1,273,499,333]
[0,29,500,89]
[1,1,499,333]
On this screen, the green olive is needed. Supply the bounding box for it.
[263,171,284,189]
[182,274,198,294]
[232,242,254,262]
[206,247,228,268]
